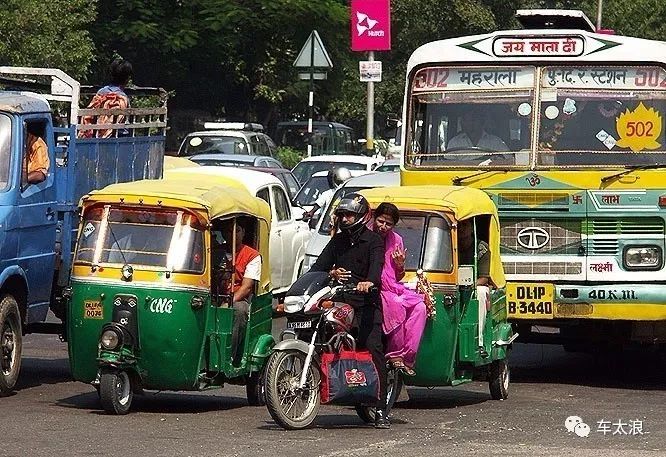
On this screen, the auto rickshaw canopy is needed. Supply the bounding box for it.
[82,177,272,291]
[360,185,505,287]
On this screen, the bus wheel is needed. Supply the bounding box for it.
[489,359,509,400]
[100,369,133,415]
[0,295,22,396]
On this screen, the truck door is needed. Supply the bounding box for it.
[18,118,57,323]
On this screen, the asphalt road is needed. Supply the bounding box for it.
[2,326,665,457]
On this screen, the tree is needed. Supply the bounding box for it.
[0,0,95,79]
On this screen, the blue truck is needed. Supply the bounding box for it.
[0,67,167,394]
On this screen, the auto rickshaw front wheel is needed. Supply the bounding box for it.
[99,368,133,415]
[0,295,22,396]
[489,359,510,400]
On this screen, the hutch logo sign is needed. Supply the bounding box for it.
[351,0,391,51]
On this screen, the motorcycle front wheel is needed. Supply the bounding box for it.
[265,349,321,430]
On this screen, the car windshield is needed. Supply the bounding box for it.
[293,175,330,207]
[74,205,205,273]
[180,135,249,156]
[190,157,251,167]
[278,172,301,201]
[292,161,366,184]
[0,114,11,191]
[537,66,666,166]
[375,163,400,172]
[276,125,330,152]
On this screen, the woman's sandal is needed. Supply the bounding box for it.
[390,359,416,377]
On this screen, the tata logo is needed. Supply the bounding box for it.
[149,298,174,314]
[356,12,384,37]
[517,227,550,249]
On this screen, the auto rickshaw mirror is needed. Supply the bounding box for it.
[457,266,474,286]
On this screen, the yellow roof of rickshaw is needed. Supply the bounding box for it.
[83,177,271,223]
[360,185,498,221]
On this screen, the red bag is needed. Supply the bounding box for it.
[320,349,380,405]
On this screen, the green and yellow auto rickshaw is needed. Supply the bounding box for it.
[360,185,516,404]
[67,177,274,414]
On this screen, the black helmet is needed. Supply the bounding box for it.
[334,193,370,232]
[327,167,352,188]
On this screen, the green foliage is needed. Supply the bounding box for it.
[275,147,305,169]
[0,0,95,79]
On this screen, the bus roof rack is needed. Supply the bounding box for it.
[516,9,596,33]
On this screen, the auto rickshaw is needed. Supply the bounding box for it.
[359,185,516,403]
[67,177,275,414]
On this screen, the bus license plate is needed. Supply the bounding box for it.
[507,283,554,319]
[287,321,312,329]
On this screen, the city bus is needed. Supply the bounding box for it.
[399,9,666,348]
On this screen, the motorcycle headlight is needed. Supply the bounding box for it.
[624,246,662,270]
[283,295,308,313]
[100,328,122,350]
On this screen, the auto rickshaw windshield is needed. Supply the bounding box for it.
[392,213,453,272]
[74,205,206,273]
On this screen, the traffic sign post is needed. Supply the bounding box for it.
[294,31,333,157]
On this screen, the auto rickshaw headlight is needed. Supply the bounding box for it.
[100,328,122,350]
[624,246,662,270]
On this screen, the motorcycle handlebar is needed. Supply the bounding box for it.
[334,283,378,295]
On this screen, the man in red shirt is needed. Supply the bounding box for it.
[221,220,261,365]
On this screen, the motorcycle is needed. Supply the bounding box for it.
[264,271,402,429]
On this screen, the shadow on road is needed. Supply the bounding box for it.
[56,390,251,414]
[16,357,72,392]
[510,343,666,390]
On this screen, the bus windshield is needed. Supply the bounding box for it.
[406,65,666,169]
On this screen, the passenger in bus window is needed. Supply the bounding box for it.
[447,109,508,151]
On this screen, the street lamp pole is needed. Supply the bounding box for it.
[596,0,603,30]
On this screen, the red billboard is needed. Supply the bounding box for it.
[351,0,391,51]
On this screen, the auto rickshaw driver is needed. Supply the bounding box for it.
[217,218,262,365]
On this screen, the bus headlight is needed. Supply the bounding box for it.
[623,246,662,270]
[100,328,122,350]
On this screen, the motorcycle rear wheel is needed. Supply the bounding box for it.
[265,350,320,430]
[355,368,403,423]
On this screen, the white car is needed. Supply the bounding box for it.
[292,169,370,213]
[291,154,384,185]
[165,166,311,294]
[301,172,400,274]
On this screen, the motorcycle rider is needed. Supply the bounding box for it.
[309,193,390,428]
[301,167,352,222]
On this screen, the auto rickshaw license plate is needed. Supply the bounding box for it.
[507,283,554,319]
[83,301,103,319]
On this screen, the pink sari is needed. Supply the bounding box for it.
[380,230,427,367]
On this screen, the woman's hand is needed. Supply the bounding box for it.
[330,266,351,282]
[356,281,374,293]
[392,245,406,269]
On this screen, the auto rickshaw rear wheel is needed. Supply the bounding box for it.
[0,294,22,396]
[246,369,266,406]
[489,359,509,400]
[99,368,133,415]
[355,368,403,424]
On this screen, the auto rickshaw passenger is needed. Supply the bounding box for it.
[221,219,262,364]
[458,219,492,357]
[370,202,426,377]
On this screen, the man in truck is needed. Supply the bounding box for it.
[25,124,49,184]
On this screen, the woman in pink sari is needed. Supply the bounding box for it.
[371,203,427,376]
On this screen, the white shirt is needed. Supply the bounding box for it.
[447,131,508,151]
[314,188,335,209]
[244,256,262,281]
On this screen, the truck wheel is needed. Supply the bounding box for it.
[489,359,509,400]
[355,368,403,423]
[0,295,22,396]
[246,369,266,406]
[265,350,320,430]
[99,369,133,415]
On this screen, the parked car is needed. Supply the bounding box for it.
[165,166,311,293]
[374,158,400,172]
[177,122,277,157]
[292,169,370,212]
[291,154,384,185]
[300,172,399,275]
[275,121,357,156]
[189,153,284,169]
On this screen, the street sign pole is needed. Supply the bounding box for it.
[308,37,315,157]
[366,51,374,153]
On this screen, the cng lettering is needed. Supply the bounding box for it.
[149,298,174,314]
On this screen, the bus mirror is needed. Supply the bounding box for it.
[457,266,474,286]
